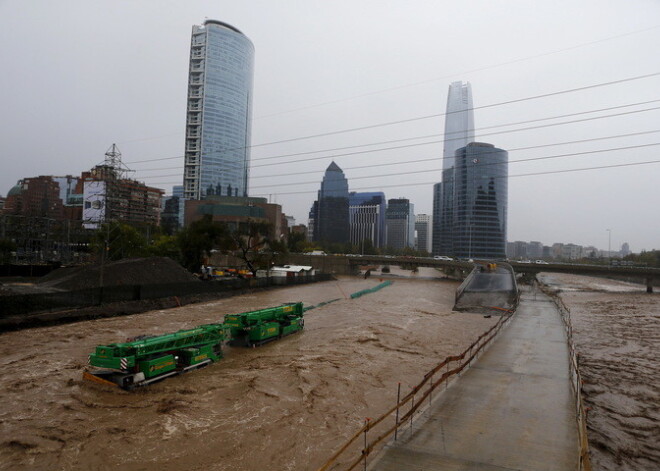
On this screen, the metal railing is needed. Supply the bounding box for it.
[540,285,592,471]
[316,308,515,471]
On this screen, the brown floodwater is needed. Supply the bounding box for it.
[540,273,660,471]
[0,274,499,471]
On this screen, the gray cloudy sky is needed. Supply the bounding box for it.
[1,0,659,252]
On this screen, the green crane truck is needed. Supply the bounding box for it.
[84,302,304,389]
[224,302,304,346]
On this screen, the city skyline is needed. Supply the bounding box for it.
[1,2,659,251]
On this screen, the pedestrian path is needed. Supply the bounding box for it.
[370,289,578,470]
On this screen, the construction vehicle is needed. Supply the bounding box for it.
[224,302,304,346]
[83,302,304,389]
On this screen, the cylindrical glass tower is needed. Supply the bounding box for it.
[183,20,254,200]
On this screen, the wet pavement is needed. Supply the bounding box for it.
[371,287,578,470]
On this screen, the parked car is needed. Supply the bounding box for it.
[535,260,549,264]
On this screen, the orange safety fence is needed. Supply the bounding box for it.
[316,309,514,471]
[540,285,592,471]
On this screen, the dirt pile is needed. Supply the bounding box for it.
[37,257,198,290]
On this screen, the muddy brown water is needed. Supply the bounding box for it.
[0,274,500,471]
[540,273,660,471]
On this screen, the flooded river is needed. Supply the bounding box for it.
[0,274,498,471]
[540,273,660,471]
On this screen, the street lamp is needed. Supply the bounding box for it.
[606,228,611,266]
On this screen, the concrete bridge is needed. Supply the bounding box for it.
[284,254,660,292]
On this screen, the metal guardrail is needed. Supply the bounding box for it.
[540,285,592,471]
[316,308,515,471]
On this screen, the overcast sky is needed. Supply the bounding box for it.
[1,0,659,252]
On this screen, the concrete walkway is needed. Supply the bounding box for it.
[371,289,578,470]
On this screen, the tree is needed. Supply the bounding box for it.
[176,215,228,272]
[224,219,277,276]
[287,230,307,253]
[0,238,17,264]
[91,222,148,261]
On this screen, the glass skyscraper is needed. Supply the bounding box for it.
[183,20,254,200]
[433,81,475,255]
[452,142,508,259]
[442,81,474,170]
[310,162,350,244]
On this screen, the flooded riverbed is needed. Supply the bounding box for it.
[540,273,660,471]
[0,275,497,471]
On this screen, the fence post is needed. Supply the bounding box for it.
[363,418,370,471]
[410,391,415,435]
[394,382,401,441]
[429,373,433,406]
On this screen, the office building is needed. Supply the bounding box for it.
[415,214,432,253]
[434,81,475,255]
[452,142,508,259]
[183,20,255,200]
[349,192,386,249]
[311,162,350,244]
[386,198,415,250]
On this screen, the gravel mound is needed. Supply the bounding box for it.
[38,257,198,290]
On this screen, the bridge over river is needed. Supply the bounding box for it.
[283,254,660,292]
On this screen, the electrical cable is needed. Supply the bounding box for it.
[247,160,660,197]
[123,72,660,164]
[128,100,660,171]
[140,138,660,181]
[248,142,660,189]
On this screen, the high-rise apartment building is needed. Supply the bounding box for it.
[452,142,508,259]
[386,198,415,250]
[183,20,255,200]
[433,81,475,255]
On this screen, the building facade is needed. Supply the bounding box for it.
[386,198,415,250]
[451,142,508,259]
[349,191,386,249]
[415,214,432,253]
[311,162,350,245]
[183,20,255,200]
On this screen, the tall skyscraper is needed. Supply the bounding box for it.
[433,81,475,255]
[183,20,255,200]
[386,198,415,250]
[452,142,508,259]
[311,162,350,244]
[442,81,475,170]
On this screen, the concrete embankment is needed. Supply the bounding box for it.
[371,286,579,470]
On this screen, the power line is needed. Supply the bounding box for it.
[254,25,660,120]
[124,72,660,165]
[250,99,660,164]
[129,100,660,172]
[247,160,660,197]
[250,105,660,169]
[139,131,660,180]
[249,142,660,189]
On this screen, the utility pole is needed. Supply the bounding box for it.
[607,228,612,267]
